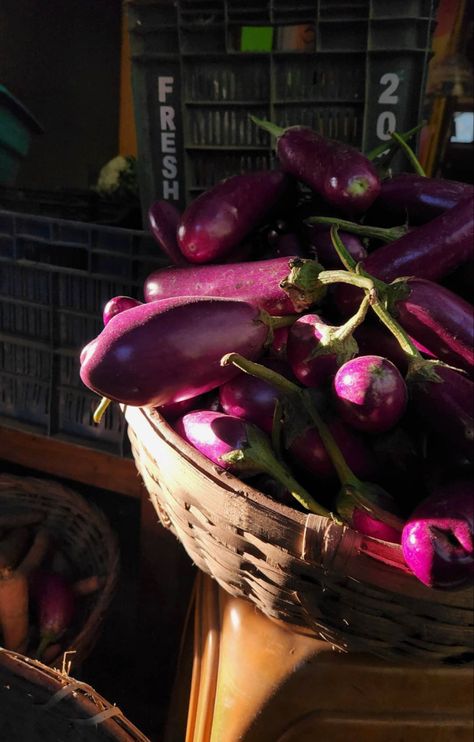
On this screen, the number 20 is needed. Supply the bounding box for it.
[376,73,400,141]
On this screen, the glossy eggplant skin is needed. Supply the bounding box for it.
[102,296,141,326]
[409,364,474,461]
[144,256,310,315]
[177,170,289,264]
[373,173,474,224]
[148,200,187,266]
[275,126,381,214]
[174,410,250,472]
[362,196,474,284]
[307,225,367,269]
[80,297,269,408]
[391,278,474,375]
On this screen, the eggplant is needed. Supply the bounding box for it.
[353,321,409,375]
[177,170,290,264]
[80,297,275,408]
[251,118,381,214]
[144,256,326,315]
[373,173,474,224]
[360,195,473,284]
[409,363,474,461]
[333,355,408,434]
[30,571,75,658]
[219,359,292,436]
[401,479,474,590]
[174,410,330,516]
[287,312,359,388]
[307,225,368,269]
[148,200,188,266]
[388,278,474,375]
[102,296,142,326]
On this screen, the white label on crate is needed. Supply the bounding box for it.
[158,76,180,201]
[376,73,400,141]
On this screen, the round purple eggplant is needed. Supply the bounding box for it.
[287,313,358,388]
[148,199,188,266]
[177,170,290,264]
[219,359,292,436]
[102,296,142,326]
[80,297,271,408]
[333,355,408,433]
[402,479,474,590]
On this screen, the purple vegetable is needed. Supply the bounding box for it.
[102,296,142,326]
[30,571,75,658]
[80,297,271,408]
[307,225,368,269]
[177,170,290,264]
[353,322,409,375]
[148,200,188,266]
[373,173,474,224]
[174,409,330,516]
[389,278,474,375]
[267,231,307,259]
[287,312,358,388]
[402,479,474,589]
[269,326,289,359]
[352,501,402,543]
[409,363,474,461]
[144,256,326,315]
[252,119,381,214]
[333,355,408,434]
[158,396,198,422]
[219,359,292,435]
[287,416,378,482]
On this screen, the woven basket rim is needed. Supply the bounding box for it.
[0,647,150,741]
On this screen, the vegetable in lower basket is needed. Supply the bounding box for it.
[401,479,474,590]
[250,117,381,214]
[29,570,76,659]
[177,170,290,264]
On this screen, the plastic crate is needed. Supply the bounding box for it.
[127,0,439,213]
[0,209,166,457]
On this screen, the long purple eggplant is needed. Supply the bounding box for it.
[80,297,272,407]
[144,256,326,315]
[148,200,188,266]
[373,173,474,224]
[251,118,381,214]
[177,170,289,264]
[409,364,474,461]
[388,278,474,375]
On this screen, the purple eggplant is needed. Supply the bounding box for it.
[219,359,292,436]
[373,173,474,224]
[351,500,402,543]
[353,322,409,375]
[287,312,359,388]
[177,170,290,264]
[148,200,188,266]
[174,410,330,516]
[269,326,290,360]
[30,570,76,659]
[102,296,142,326]
[333,355,408,434]
[307,225,368,269]
[402,479,474,590]
[80,297,272,408]
[287,415,378,482]
[266,231,307,259]
[409,363,474,461]
[144,256,326,315]
[252,118,381,214]
[388,278,474,375]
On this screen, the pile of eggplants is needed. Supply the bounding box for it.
[80,120,474,593]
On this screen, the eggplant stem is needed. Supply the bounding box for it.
[335,294,371,343]
[307,216,407,243]
[269,314,299,330]
[249,115,285,139]
[93,396,112,424]
[365,122,424,162]
[390,131,426,177]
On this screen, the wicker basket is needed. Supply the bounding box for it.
[125,405,474,666]
[0,647,150,741]
[0,473,119,668]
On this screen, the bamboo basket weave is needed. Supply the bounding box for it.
[0,647,150,741]
[0,474,119,669]
[125,405,474,666]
